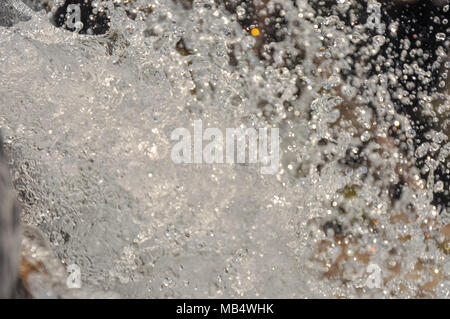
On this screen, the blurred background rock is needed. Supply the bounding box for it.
[0,134,20,298]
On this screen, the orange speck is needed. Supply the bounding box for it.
[251,28,260,36]
[425,233,430,239]
[372,219,379,225]
[370,247,375,253]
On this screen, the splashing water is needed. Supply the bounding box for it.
[0,0,449,298]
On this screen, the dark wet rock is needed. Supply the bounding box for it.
[378,1,449,210]
[328,0,449,210]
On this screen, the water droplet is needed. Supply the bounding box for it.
[436,33,446,41]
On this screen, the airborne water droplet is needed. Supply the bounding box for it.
[435,33,446,41]
[373,35,385,47]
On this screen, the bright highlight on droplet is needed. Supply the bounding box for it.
[251,28,260,36]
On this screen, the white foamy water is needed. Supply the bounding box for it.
[0,0,449,298]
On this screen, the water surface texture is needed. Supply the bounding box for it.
[0,0,449,298]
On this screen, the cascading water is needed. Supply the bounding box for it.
[0,0,448,298]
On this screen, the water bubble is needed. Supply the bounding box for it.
[435,33,446,41]
[373,35,385,47]
[415,143,430,158]
[360,131,371,142]
[434,181,444,193]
